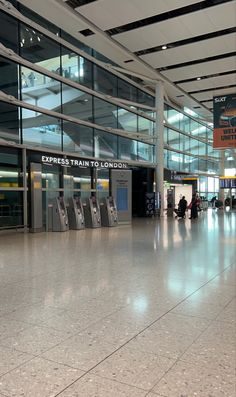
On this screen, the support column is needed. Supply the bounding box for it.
[22,148,28,232]
[155,81,164,216]
[219,150,225,205]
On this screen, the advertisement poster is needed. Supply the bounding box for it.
[213,94,236,149]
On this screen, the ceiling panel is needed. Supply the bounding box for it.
[77,0,198,31]
[140,35,236,68]
[114,2,236,51]
[161,58,236,81]
[193,86,236,101]
[178,73,236,92]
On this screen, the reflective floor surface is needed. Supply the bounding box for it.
[0,210,235,396]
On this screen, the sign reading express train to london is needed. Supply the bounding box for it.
[213,94,236,149]
[41,155,128,169]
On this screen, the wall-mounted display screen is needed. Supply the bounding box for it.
[220,178,236,188]
[117,187,128,211]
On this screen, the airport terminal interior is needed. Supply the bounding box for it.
[0,0,235,396]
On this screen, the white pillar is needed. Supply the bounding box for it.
[219,150,225,204]
[155,81,164,216]
[22,148,28,232]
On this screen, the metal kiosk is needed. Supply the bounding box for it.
[83,196,101,228]
[52,197,69,232]
[100,196,118,227]
[68,197,85,230]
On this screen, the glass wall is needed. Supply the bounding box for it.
[0,3,219,178]
[62,121,93,156]
[0,146,23,228]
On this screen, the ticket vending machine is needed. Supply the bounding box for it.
[68,197,85,230]
[52,197,69,232]
[83,196,101,228]
[100,197,118,227]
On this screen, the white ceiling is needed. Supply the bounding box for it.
[141,35,236,69]
[18,0,236,122]
[73,0,198,31]
[108,2,236,51]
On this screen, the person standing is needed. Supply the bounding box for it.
[178,196,187,218]
[189,194,198,219]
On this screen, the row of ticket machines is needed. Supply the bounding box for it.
[49,196,118,232]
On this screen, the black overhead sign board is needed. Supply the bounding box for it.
[41,155,128,169]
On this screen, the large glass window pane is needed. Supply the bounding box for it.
[179,133,189,151]
[199,176,207,193]
[0,10,18,52]
[138,116,154,135]
[183,155,190,172]
[21,66,61,111]
[168,152,181,171]
[61,47,93,88]
[117,78,137,102]
[198,159,207,172]
[137,90,154,107]
[164,127,168,144]
[0,191,23,228]
[96,169,109,200]
[20,24,60,75]
[118,136,137,161]
[164,149,168,168]
[168,129,179,150]
[22,108,62,150]
[62,83,92,122]
[0,56,19,98]
[199,142,207,156]
[61,31,92,56]
[167,107,183,129]
[62,121,93,156]
[189,138,198,155]
[117,107,137,132]
[93,64,117,96]
[183,116,190,133]
[94,97,118,129]
[206,127,213,141]
[190,157,199,173]
[0,101,20,143]
[94,130,117,159]
[0,146,23,187]
[67,166,91,193]
[137,142,154,162]
[180,114,190,132]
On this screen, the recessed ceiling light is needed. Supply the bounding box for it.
[196,77,201,81]
[162,45,167,50]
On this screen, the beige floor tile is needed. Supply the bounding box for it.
[128,327,195,360]
[215,299,236,323]
[0,346,33,377]
[153,360,236,396]
[2,304,66,326]
[0,325,68,355]
[181,338,236,370]
[92,344,175,390]
[0,357,84,397]
[149,312,210,338]
[58,373,147,397]
[198,320,236,344]
[42,331,117,371]
[0,319,32,341]
[172,300,224,319]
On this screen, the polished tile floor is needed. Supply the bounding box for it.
[0,210,235,397]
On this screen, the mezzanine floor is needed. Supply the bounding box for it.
[0,210,235,397]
